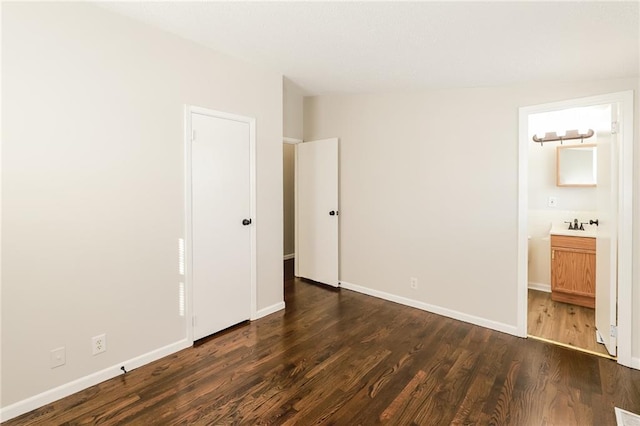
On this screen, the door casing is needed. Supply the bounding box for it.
[184,105,257,344]
[517,91,634,368]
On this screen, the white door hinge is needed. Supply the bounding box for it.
[610,324,617,338]
[611,121,619,134]
[192,129,196,141]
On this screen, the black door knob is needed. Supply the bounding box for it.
[329,211,335,216]
[242,218,252,226]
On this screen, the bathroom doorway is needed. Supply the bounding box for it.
[527,104,611,357]
[517,91,634,367]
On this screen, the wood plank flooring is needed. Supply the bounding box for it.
[528,289,610,357]
[4,262,640,425]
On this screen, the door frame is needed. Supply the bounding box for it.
[283,137,302,263]
[517,91,634,367]
[184,105,257,344]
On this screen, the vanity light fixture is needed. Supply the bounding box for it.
[532,129,594,146]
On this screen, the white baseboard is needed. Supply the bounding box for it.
[1,301,288,421]
[0,339,191,422]
[528,282,551,293]
[283,253,295,261]
[632,356,640,370]
[254,301,285,320]
[339,281,519,336]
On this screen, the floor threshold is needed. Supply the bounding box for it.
[528,334,617,360]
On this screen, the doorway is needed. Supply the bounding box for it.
[282,137,340,288]
[526,105,611,357]
[283,139,299,262]
[517,91,634,368]
[185,106,257,342]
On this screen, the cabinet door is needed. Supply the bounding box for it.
[551,248,596,307]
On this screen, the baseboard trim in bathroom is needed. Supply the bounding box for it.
[527,334,616,360]
[528,282,551,293]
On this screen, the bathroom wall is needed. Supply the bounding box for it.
[527,107,610,290]
[528,139,598,289]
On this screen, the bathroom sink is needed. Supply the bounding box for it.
[549,226,597,238]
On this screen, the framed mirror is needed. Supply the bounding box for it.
[556,143,597,187]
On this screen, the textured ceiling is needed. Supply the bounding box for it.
[99,1,639,95]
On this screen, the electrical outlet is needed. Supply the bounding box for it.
[50,347,66,368]
[410,277,418,289]
[92,334,107,355]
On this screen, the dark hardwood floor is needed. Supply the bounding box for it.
[528,289,610,357]
[4,260,640,425]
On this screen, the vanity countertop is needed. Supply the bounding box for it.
[549,226,597,238]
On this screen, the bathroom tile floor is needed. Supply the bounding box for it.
[528,289,611,358]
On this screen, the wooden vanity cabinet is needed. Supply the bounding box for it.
[550,235,595,308]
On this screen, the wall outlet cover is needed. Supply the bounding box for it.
[92,334,107,355]
[50,347,66,368]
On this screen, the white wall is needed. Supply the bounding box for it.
[304,78,639,359]
[283,78,304,140]
[2,2,283,411]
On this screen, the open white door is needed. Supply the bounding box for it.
[595,105,618,356]
[296,138,339,287]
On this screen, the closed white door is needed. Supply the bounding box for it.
[296,138,339,287]
[595,106,618,356]
[191,111,252,340]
